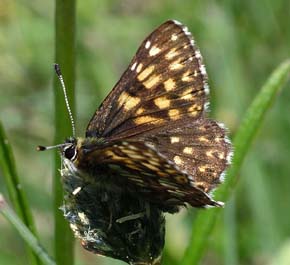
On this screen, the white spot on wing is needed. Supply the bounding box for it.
[131,62,137,71]
[220,172,226,182]
[204,102,210,111]
[226,149,234,164]
[171,34,178,41]
[136,63,143,73]
[225,136,232,145]
[182,26,190,35]
[170,137,180,143]
[195,50,201,59]
[149,46,161,56]
[173,155,183,165]
[217,122,226,130]
[183,147,193,154]
[145,40,151,49]
[200,64,207,75]
[172,20,182,26]
[204,83,210,95]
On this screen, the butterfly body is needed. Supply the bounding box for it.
[53,20,232,264]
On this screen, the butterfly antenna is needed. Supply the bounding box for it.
[36,143,68,151]
[54,63,76,137]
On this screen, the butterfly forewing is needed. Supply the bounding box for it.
[86,20,208,139]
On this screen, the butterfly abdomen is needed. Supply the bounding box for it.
[60,156,165,265]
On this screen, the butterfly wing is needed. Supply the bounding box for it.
[137,118,232,193]
[77,140,223,208]
[86,20,209,139]
[84,20,232,208]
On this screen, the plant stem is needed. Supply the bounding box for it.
[0,121,41,265]
[0,194,56,265]
[54,0,76,264]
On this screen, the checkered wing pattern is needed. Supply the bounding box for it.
[84,20,232,208]
[139,119,232,194]
[86,20,208,139]
[80,141,223,208]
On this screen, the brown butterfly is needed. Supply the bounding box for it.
[38,20,232,263]
[40,19,232,210]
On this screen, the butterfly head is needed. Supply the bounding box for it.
[37,137,79,162]
[61,137,78,161]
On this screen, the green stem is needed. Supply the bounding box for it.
[0,121,42,265]
[54,0,76,264]
[0,194,55,265]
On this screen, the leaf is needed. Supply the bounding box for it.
[0,194,56,265]
[0,121,42,265]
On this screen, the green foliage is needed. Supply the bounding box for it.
[0,121,41,265]
[181,60,290,265]
[0,194,55,265]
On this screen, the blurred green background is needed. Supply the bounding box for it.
[0,0,290,264]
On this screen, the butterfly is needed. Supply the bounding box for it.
[39,19,232,263]
[60,19,231,209]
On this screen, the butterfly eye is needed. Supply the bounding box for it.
[63,145,77,161]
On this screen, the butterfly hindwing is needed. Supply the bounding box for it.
[86,20,209,140]
[136,118,232,193]
[77,140,222,208]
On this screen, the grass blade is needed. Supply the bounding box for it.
[0,121,42,265]
[53,0,76,264]
[181,59,290,265]
[0,194,56,265]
